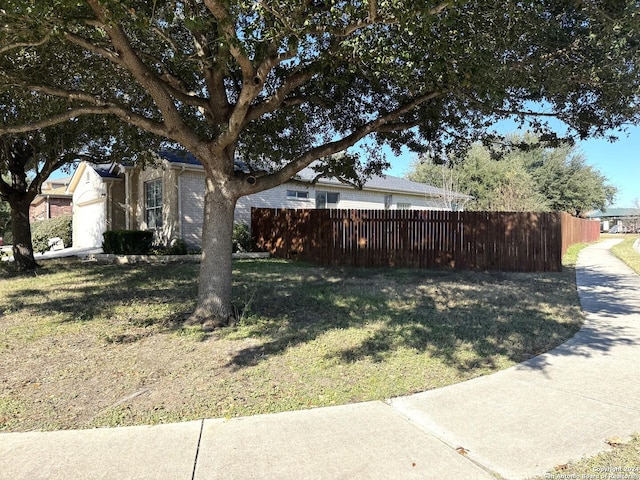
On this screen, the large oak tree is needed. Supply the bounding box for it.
[1,1,639,325]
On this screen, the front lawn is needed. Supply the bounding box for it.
[1,256,584,431]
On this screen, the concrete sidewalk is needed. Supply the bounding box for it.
[1,239,639,479]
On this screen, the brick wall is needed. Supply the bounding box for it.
[30,197,72,222]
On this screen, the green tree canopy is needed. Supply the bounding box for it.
[408,134,617,214]
[1,1,638,323]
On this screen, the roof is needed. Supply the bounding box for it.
[586,208,640,219]
[35,177,73,198]
[159,150,202,166]
[294,165,471,199]
[93,163,123,179]
[66,162,123,194]
[159,150,249,172]
[160,151,470,199]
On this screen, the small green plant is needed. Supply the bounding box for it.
[232,224,251,253]
[168,238,189,255]
[102,230,153,254]
[31,215,72,253]
[149,238,191,256]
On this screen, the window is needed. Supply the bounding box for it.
[316,191,339,209]
[287,190,309,199]
[145,179,163,228]
[397,202,412,210]
[384,195,393,210]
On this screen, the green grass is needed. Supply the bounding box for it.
[531,434,640,479]
[1,256,585,431]
[609,234,640,275]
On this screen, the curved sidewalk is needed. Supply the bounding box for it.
[1,239,639,479]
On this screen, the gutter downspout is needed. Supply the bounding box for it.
[107,182,113,231]
[124,169,131,229]
[177,165,185,240]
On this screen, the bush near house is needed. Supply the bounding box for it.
[232,224,251,253]
[102,230,153,255]
[31,215,72,253]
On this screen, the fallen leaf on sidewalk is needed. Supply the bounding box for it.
[606,436,623,447]
[455,446,469,455]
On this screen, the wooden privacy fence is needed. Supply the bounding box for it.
[251,208,600,272]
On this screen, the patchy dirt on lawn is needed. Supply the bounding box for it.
[1,259,584,432]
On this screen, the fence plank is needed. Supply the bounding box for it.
[251,208,600,272]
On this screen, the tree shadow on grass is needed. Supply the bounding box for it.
[1,261,199,337]
[224,264,589,374]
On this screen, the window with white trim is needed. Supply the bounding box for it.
[145,179,163,228]
[397,202,412,210]
[316,191,339,209]
[287,189,309,199]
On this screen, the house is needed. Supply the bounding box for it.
[29,177,73,222]
[586,208,640,233]
[67,152,471,249]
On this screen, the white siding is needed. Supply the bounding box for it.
[234,182,444,226]
[178,171,205,247]
[324,187,443,210]
[72,168,107,248]
[149,166,449,248]
[235,184,313,225]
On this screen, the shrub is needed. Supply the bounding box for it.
[168,238,189,255]
[232,224,251,253]
[31,215,72,253]
[102,230,153,255]
[150,238,190,255]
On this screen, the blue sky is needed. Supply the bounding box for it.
[383,125,640,209]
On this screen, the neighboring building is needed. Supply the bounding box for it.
[586,208,640,233]
[67,152,471,249]
[66,163,127,248]
[29,177,73,222]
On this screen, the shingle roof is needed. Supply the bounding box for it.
[587,208,640,218]
[93,163,122,179]
[159,150,249,172]
[294,166,471,199]
[159,150,202,166]
[159,151,471,199]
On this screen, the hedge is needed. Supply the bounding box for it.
[31,215,73,253]
[102,230,154,255]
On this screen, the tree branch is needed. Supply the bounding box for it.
[248,91,442,192]
[0,33,52,55]
[64,32,123,66]
[203,0,255,79]
[245,69,317,123]
[0,106,167,138]
[84,0,198,145]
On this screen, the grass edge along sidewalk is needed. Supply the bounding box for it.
[531,235,640,479]
[1,242,593,432]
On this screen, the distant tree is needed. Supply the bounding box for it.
[409,135,616,214]
[1,1,639,325]
[526,146,617,216]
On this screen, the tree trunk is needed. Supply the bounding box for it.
[188,176,237,329]
[10,199,38,271]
